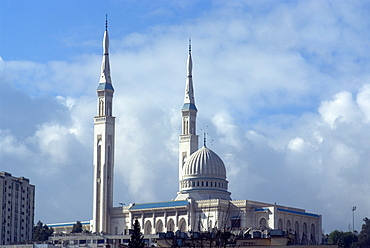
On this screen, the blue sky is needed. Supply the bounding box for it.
[1,0,370,234]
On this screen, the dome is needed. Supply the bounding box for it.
[176,146,231,201]
[182,146,226,179]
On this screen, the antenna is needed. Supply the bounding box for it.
[201,126,212,147]
[105,14,108,31]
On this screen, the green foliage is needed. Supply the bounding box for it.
[128,219,145,248]
[71,220,83,233]
[328,229,357,248]
[351,217,370,248]
[33,220,54,241]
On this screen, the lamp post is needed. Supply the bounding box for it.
[352,206,356,233]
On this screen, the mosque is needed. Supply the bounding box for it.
[51,24,322,246]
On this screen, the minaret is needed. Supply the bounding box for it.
[92,19,115,234]
[178,40,199,185]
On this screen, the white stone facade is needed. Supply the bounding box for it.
[52,24,323,246]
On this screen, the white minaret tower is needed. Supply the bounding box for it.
[178,40,199,186]
[92,19,115,234]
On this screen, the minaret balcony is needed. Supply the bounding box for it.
[95,117,106,123]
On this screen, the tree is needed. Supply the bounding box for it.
[351,217,370,248]
[71,220,83,233]
[328,230,357,248]
[128,219,145,248]
[33,220,54,241]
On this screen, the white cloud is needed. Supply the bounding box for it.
[319,91,361,128]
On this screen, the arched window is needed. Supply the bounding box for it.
[202,181,204,187]
[197,181,199,187]
[302,222,308,244]
[286,220,291,231]
[259,218,267,230]
[156,220,163,234]
[311,224,316,244]
[167,219,175,232]
[206,181,208,187]
[210,182,213,187]
[278,218,283,230]
[295,221,300,239]
[97,140,102,178]
[115,226,118,235]
[179,218,187,232]
[107,146,111,182]
[144,220,152,235]
[303,222,307,236]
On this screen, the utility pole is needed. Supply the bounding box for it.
[352,206,356,233]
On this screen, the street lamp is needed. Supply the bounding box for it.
[352,206,356,233]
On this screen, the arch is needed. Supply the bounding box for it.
[310,224,316,244]
[156,220,163,234]
[259,218,267,230]
[167,219,175,232]
[294,221,300,243]
[278,218,283,230]
[209,220,213,230]
[144,220,152,235]
[303,222,307,235]
[286,220,291,231]
[178,218,187,232]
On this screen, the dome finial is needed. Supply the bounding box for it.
[203,132,207,147]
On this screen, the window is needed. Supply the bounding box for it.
[167,219,175,232]
[178,218,187,232]
[278,218,283,230]
[259,218,267,230]
[156,220,163,233]
[144,221,152,235]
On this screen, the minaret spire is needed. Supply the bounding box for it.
[177,40,199,194]
[98,17,112,86]
[184,38,195,106]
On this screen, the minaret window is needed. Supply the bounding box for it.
[107,146,111,183]
[183,118,189,134]
[107,101,112,116]
[99,99,104,116]
[97,140,102,179]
